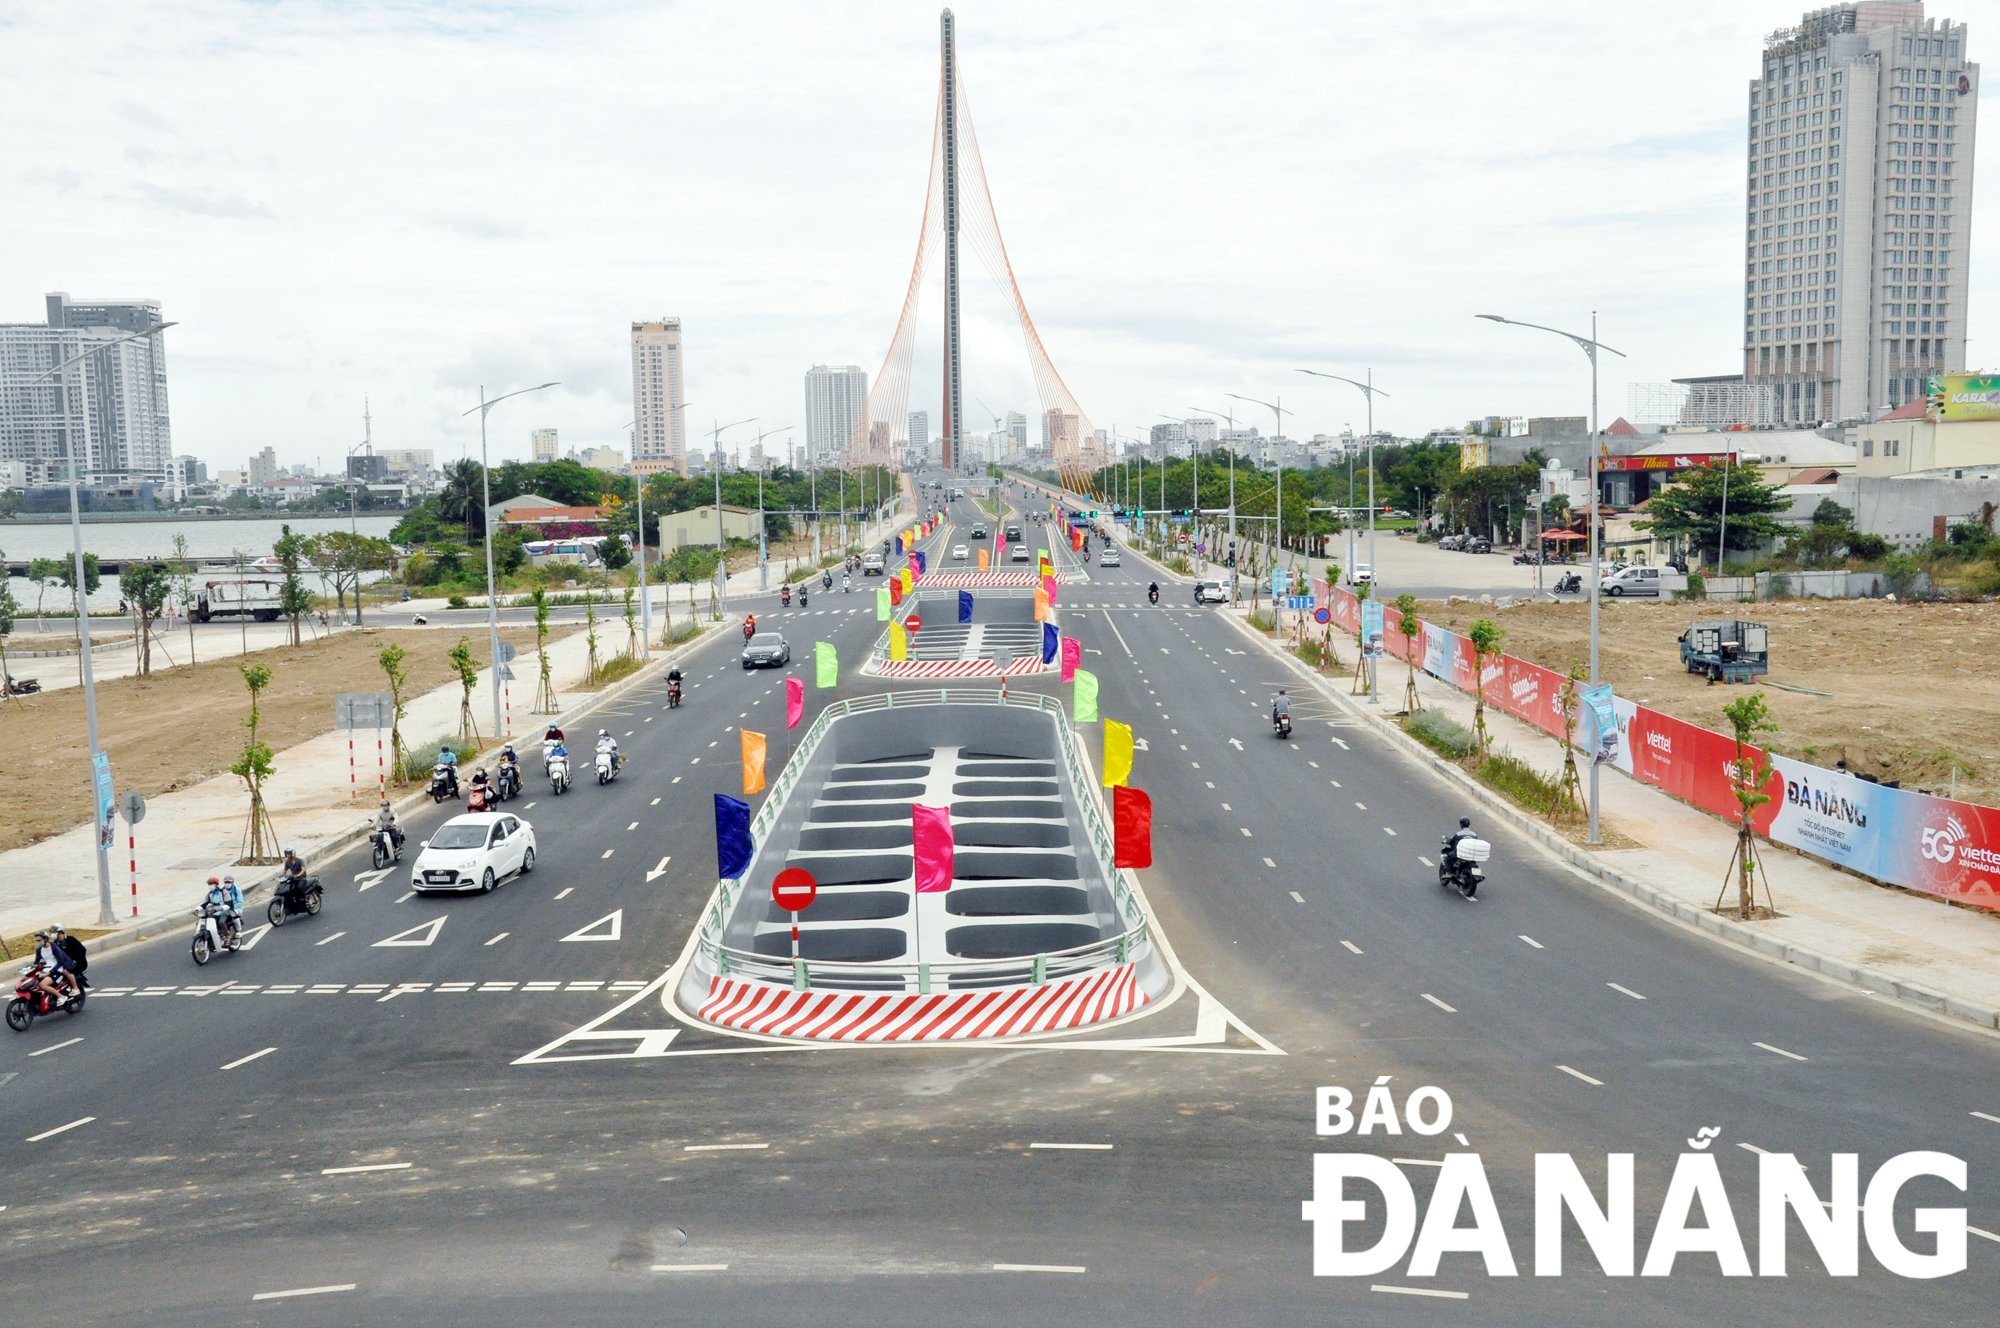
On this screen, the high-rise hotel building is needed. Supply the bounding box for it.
[631,318,686,475]
[1746,3,1977,424]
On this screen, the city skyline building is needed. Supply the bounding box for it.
[531,427,559,462]
[805,364,868,462]
[0,292,172,483]
[631,318,686,475]
[1745,2,1977,424]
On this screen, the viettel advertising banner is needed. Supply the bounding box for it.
[1932,372,2000,422]
[1763,753,2000,908]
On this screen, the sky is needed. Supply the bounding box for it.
[5,0,1995,471]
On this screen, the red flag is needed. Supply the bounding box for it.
[912,804,954,893]
[889,577,903,606]
[785,675,803,729]
[1113,786,1153,869]
[1071,526,1084,551]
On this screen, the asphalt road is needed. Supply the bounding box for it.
[2,478,1994,1324]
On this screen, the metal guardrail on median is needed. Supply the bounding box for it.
[692,688,1152,993]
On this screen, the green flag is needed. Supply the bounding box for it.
[815,640,838,688]
[876,586,891,621]
[1073,669,1098,723]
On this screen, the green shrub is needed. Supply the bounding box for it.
[1296,638,1323,667]
[1247,610,1277,633]
[1674,571,1706,601]
[446,594,469,610]
[1406,709,1472,758]
[1475,747,1568,816]
[667,620,703,644]
[579,654,643,690]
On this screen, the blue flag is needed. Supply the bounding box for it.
[715,794,753,880]
[913,550,927,575]
[958,590,974,623]
[1042,621,1059,664]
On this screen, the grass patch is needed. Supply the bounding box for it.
[1247,609,1277,633]
[1405,709,1473,759]
[1295,638,1323,667]
[665,620,704,645]
[577,653,644,691]
[1474,747,1571,817]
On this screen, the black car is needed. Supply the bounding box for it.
[970,526,988,539]
[741,632,792,669]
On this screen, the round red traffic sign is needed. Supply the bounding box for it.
[771,867,817,912]
[1314,607,1332,624]
[903,614,923,632]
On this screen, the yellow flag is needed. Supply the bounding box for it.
[741,729,767,795]
[977,547,989,571]
[890,622,908,660]
[900,567,913,593]
[1034,586,1050,621]
[1103,720,1133,788]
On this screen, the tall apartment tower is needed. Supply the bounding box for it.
[1745,3,1977,424]
[631,319,686,475]
[0,293,172,482]
[1006,411,1027,454]
[804,364,868,461]
[531,427,559,462]
[908,410,930,455]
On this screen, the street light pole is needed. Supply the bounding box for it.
[1299,368,1391,593]
[1478,312,1625,845]
[1228,392,1292,580]
[463,380,559,744]
[705,417,757,613]
[30,320,175,926]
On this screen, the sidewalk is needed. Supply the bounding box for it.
[1239,605,2000,1030]
[0,620,723,945]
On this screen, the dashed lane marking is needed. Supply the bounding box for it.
[994,1264,1086,1274]
[1289,891,1306,903]
[1261,857,1274,867]
[484,933,508,945]
[315,931,345,945]
[321,1162,411,1175]
[1607,983,1647,1000]
[1518,935,1542,948]
[252,1285,356,1302]
[1556,1065,1604,1086]
[1754,1041,1808,1062]
[684,1142,767,1152]
[26,1117,94,1142]
[1371,1285,1466,1300]
[1029,1142,1113,1150]
[28,1037,82,1057]
[1972,1111,2000,1125]
[1421,993,1457,1013]
[1340,940,1363,955]
[1383,827,1397,836]
[554,888,573,900]
[221,1047,277,1070]
[650,1265,729,1273]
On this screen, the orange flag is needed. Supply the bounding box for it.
[1034,585,1051,621]
[977,547,989,571]
[741,729,767,795]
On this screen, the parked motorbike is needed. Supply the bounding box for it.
[494,762,520,802]
[267,873,324,926]
[371,826,403,870]
[190,901,243,966]
[1439,834,1489,898]
[6,967,83,1032]
[430,763,459,803]
[5,675,41,695]
[595,747,621,786]
[547,749,572,795]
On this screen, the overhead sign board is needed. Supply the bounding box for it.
[1596,453,1731,473]
[1930,373,2000,422]
[334,692,396,730]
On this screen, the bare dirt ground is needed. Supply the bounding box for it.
[0,624,575,855]
[1420,597,2000,807]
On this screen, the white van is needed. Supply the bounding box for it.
[1602,566,1687,597]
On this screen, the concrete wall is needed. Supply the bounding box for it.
[1836,473,2000,545]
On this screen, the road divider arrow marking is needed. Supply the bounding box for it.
[646,857,671,882]
[355,869,394,892]
[236,924,273,951]
[373,916,447,948]
[1227,738,1244,750]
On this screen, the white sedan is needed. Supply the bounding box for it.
[411,812,537,894]
[952,544,969,561]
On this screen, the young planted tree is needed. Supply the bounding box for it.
[121,560,175,675]
[583,599,601,686]
[28,557,64,629]
[1553,661,1587,821]
[233,662,280,863]
[1718,691,1780,921]
[448,636,482,749]
[0,548,18,705]
[169,533,198,665]
[621,585,639,660]
[1393,592,1423,714]
[59,552,102,648]
[1465,618,1506,756]
[272,523,314,645]
[379,643,412,782]
[531,588,559,714]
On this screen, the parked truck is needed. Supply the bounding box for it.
[1679,619,1769,684]
[193,578,284,622]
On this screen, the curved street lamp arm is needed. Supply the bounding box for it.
[1475,315,1626,360]
[462,381,560,417]
[1297,368,1392,398]
[30,322,177,383]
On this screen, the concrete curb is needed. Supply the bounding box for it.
[76,619,741,962]
[1214,605,2000,1039]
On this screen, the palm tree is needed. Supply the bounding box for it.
[438,459,486,542]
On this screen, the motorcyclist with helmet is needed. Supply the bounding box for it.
[1148,581,1160,605]
[374,798,404,852]
[1442,817,1477,872]
[596,728,621,775]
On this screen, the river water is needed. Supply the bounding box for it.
[3,515,404,613]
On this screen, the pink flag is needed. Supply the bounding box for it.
[1060,636,1080,683]
[1042,574,1057,603]
[785,675,803,729]
[911,804,954,893]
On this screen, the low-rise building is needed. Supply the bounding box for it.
[655,504,762,553]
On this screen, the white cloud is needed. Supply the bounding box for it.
[0,0,1982,471]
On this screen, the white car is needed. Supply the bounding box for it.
[411,812,536,894]
[952,544,969,561]
[1349,563,1373,586]
[1099,547,1121,567]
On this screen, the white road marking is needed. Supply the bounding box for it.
[627,822,639,831]
[1029,1142,1113,1150]
[553,888,573,900]
[1968,1226,2000,1245]
[26,1117,95,1142]
[1421,993,1457,1013]
[1738,1142,1771,1156]
[1392,1158,1445,1167]
[1308,760,1319,768]
[1607,983,1647,1000]
[373,916,446,948]
[1518,934,1542,948]
[673,776,682,782]
[1289,891,1306,903]
[1354,801,1366,809]
[395,891,415,903]
[651,798,661,805]
[1383,827,1397,836]
[321,1162,411,1174]
[484,933,508,945]
[1331,737,1350,749]
[221,1047,278,1071]
[252,1285,356,1301]
[1204,781,1214,788]
[1329,780,1342,788]
[1260,857,1273,867]
[28,1037,82,1057]
[524,801,537,809]
[1340,940,1362,954]
[1970,1111,2000,1125]
[1754,1041,1808,1062]
[650,1264,729,1273]
[1371,1285,1467,1300]
[314,931,345,945]
[601,849,615,859]
[684,1142,767,1152]
[994,1264,1086,1274]
[1556,1065,1604,1086]
[561,910,623,943]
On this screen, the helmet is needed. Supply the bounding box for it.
[207,876,221,886]
[503,743,515,753]
[224,875,236,885]
[1459,816,1472,829]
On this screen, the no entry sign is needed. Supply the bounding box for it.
[771,867,818,912]
[903,614,924,633]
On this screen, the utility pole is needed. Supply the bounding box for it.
[940,9,964,474]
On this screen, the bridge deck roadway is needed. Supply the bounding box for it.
[1,479,1994,1325]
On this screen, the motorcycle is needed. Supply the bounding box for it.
[742,621,757,644]
[430,763,459,803]
[799,586,808,607]
[6,966,84,1032]
[371,826,403,870]
[1554,572,1582,595]
[667,680,682,708]
[1439,834,1490,898]
[547,748,572,796]
[1273,710,1293,740]
[5,675,41,695]
[1147,587,1159,605]
[267,873,323,926]
[822,572,832,591]
[842,576,852,594]
[495,761,520,802]
[781,586,792,607]
[467,782,491,813]
[190,901,243,966]
[595,746,621,785]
